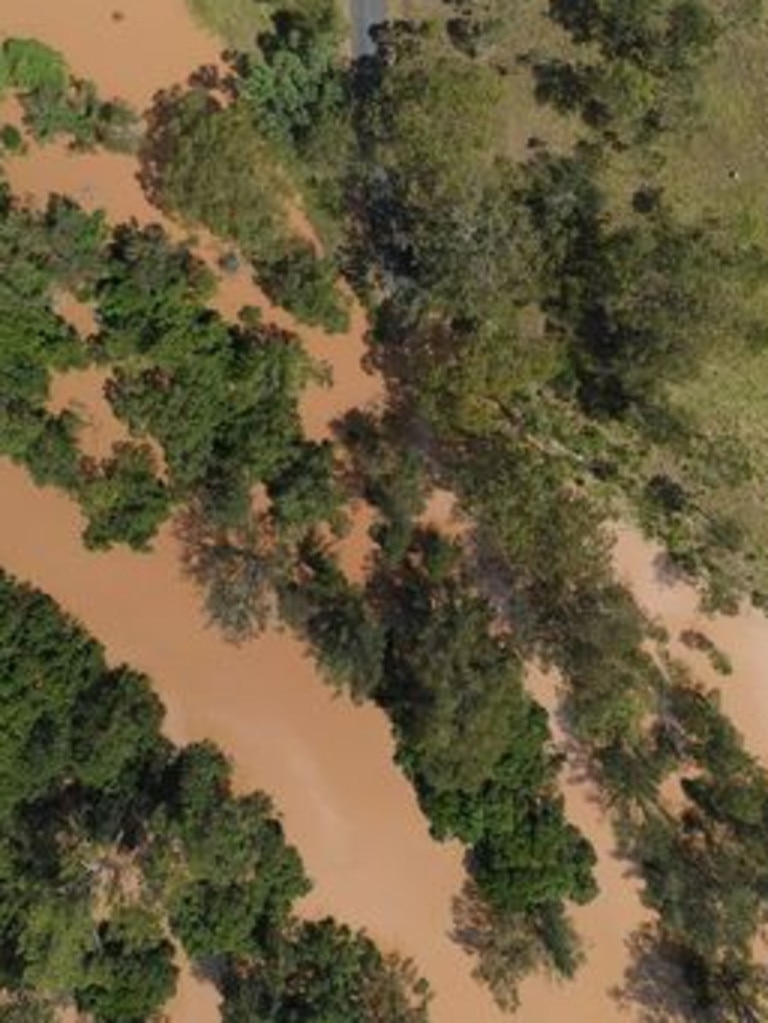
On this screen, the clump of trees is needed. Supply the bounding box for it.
[234,0,354,242]
[0,37,139,152]
[142,85,350,332]
[0,568,432,1022]
[533,0,732,143]
[277,515,599,1005]
[0,187,98,492]
[0,184,346,558]
[222,918,431,1023]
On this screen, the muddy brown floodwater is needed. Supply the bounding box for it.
[3,2,768,1022]
[614,527,768,767]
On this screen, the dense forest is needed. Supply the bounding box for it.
[4,0,768,1018]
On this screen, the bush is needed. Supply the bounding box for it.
[0,123,23,153]
[1,38,68,94]
[257,240,350,332]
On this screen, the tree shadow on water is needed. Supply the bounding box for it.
[611,926,698,1023]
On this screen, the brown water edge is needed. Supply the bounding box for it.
[614,526,768,766]
[0,0,222,110]
[0,458,512,1023]
[2,140,381,442]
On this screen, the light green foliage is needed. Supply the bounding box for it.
[354,26,509,309]
[239,2,343,145]
[186,0,275,50]
[20,895,95,997]
[1,37,138,152]
[1,38,67,94]
[21,79,139,153]
[362,27,507,204]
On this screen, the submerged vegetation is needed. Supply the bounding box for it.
[0,37,138,152]
[4,0,768,1018]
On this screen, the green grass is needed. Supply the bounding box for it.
[186,0,274,51]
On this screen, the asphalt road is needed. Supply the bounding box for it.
[350,0,388,57]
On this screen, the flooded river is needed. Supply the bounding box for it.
[2,2,767,1022]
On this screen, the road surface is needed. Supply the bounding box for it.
[349,0,387,57]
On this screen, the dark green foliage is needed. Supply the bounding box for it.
[279,539,385,699]
[96,221,215,345]
[0,190,94,490]
[548,202,764,415]
[159,742,310,960]
[78,443,170,551]
[256,239,350,332]
[0,124,23,153]
[0,571,425,1020]
[97,223,311,517]
[380,545,527,795]
[371,531,597,920]
[41,195,108,296]
[76,908,177,1023]
[338,409,427,565]
[222,918,431,1023]
[70,665,165,791]
[164,756,310,950]
[267,439,343,533]
[548,0,719,69]
[541,0,723,140]
[0,571,104,815]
